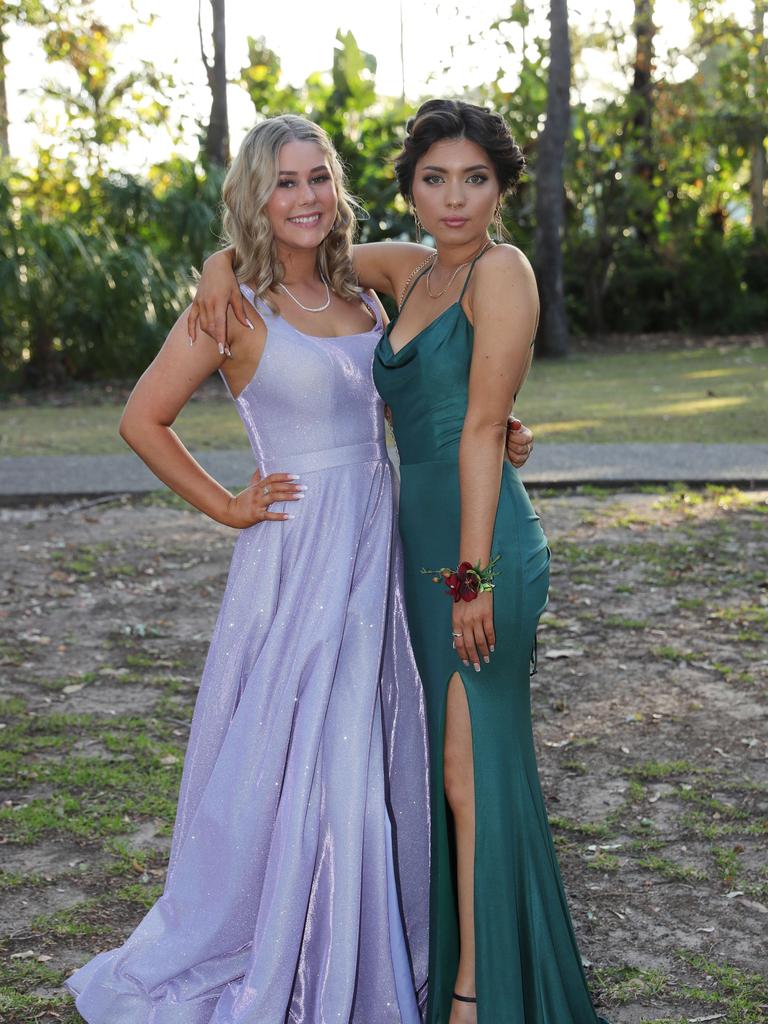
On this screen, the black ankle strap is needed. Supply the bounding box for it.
[453,991,477,1003]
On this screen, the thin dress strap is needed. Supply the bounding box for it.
[359,290,384,331]
[458,243,494,303]
[239,282,272,317]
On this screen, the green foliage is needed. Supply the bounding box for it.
[0,158,225,384]
[1,3,766,386]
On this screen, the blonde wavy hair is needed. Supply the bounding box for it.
[222,115,361,309]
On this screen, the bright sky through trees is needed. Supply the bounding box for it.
[4,0,753,167]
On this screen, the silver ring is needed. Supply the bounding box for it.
[262,485,270,496]
[451,631,463,638]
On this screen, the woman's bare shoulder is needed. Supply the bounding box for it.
[477,243,534,278]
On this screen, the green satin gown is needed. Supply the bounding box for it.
[373,254,608,1024]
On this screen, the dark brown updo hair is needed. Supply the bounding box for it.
[394,99,525,201]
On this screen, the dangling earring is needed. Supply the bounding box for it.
[493,202,505,240]
[409,198,423,243]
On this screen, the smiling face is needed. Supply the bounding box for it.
[265,139,339,252]
[410,136,500,246]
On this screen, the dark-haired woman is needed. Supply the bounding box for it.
[191,100,608,1024]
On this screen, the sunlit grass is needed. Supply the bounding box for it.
[514,344,766,444]
[1,344,765,455]
[0,398,250,457]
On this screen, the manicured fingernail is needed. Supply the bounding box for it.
[285,514,295,520]
[474,663,481,672]
[218,343,224,355]
[246,318,254,330]
[463,660,469,667]
[484,655,490,664]
[188,336,194,347]
[296,484,308,491]
[294,493,305,499]
[490,645,495,652]
[288,474,300,480]
[226,348,233,358]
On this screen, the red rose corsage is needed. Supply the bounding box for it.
[421,555,500,603]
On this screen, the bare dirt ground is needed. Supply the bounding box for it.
[1,486,766,1023]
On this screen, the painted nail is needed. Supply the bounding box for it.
[288,474,300,480]
[462,660,469,667]
[474,663,481,673]
[246,318,254,330]
[285,514,295,520]
[188,336,194,347]
[218,343,225,355]
[490,645,495,653]
[294,493,305,500]
[296,485,308,491]
[484,655,490,664]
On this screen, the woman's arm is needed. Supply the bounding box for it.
[187,242,433,350]
[452,246,539,671]
[121,308,301,527]
[352,241,434,299]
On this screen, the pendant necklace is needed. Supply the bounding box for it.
[425,240,493,299]
[278,278,331,312]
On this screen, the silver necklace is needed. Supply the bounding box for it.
[425,240,492,299]
[278,278,331,313]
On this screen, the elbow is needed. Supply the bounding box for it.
[118,412,133,446]
[119,409,145,451]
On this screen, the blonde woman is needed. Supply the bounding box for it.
[66,115,431,1024]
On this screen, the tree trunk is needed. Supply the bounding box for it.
[200,0,229,167]
[533,0,571,358]
[0,21,9,159]
[631,0,654,164]
[751,0,767,231]
[629,0,656,241]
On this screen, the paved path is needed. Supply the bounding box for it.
[1,444,766,503]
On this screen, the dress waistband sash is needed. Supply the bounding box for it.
[261,439,388,476]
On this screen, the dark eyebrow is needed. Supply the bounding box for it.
[422,164,491,172]
[278,165,329,175]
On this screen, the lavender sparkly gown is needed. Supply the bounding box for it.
[67,288,430,1024]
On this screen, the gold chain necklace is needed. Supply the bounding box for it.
[425,240,493,299]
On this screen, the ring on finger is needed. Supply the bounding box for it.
[451,631,463,638]
[262,485,270,496]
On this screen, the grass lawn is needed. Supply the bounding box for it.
[1,344,765,457]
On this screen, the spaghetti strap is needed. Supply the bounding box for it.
[458,242,494,302]
[359,290,384,332]
[239,282,272,318]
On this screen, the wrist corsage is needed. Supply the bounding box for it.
[421,555,500,603]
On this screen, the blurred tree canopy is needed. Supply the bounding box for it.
[0,0,765,387]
